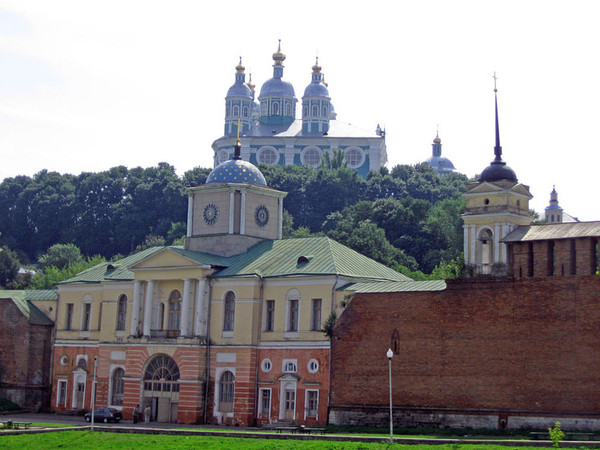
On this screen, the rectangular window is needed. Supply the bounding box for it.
[57,380,67,407]
[82,303,91,331]
[306,390,319,417]
[265,300,274,331]
[65,304,74,330]
[259,388,271,415]
[116,297,127,331]
[288,299,298,332]
[311,299,322,331]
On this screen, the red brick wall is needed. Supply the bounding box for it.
[330,276,600,416]
[0,299,53,410]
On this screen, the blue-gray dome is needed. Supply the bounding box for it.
[303,82,329,98]
[259,78,296,98]
[425,156,457,173]
[227,83,252,98]
[206,159,267,185]
[479,161,517,183]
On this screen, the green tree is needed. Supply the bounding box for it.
[30,255,106,289]
[38,243,83,270]
[321,148,347,169]
[548,421,565,448]
[0,246,20,288]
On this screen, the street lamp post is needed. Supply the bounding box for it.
[91,356,98,431]
[387,348,394,445]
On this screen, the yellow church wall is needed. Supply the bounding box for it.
[191,190,231,236]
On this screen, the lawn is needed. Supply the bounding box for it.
[0,430,563,449]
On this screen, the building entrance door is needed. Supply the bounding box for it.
[284,390,295,421]
[75,382,85,409]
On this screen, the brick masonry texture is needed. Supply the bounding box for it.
[329,275,600,428]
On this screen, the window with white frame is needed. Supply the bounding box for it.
[218,150,229,164]
[259,388,271,415]
[261,358,272,373]
[110,367,125,406]
[307,358,319,374]
[116,295,127,331]
[219,370,235,412]
[82,303,91,331]
[57,380,67,407]
[265,300,275,332]
[301,147,321,168]
[344,147,365,168]
[168,290,181,330]
[288,300,298,332]
[257,147,279,165]
[65,303,74,330]
[311,299,322,331]
[282,359,297,373]
[306,390,319,417]
[223,291,235,332]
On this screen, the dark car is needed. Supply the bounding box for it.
[84,408,123,423]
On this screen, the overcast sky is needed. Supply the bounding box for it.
[1,1,599,219]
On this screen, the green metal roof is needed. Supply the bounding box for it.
[339,280,446,293]
[215,237,412,281]
[0,290,55,325]
[58,237,411,285]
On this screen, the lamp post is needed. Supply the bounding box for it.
[387,348,394,445]
[91,357,98,431]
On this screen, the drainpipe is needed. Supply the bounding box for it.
[253,274,265,425]
[327,275,340,426]
[203,278,213,424]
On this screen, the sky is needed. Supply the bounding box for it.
[0,1,599,219]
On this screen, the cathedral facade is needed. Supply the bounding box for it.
[49,139,407,425]
[212,43,387,177]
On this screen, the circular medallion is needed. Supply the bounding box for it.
[255,205,269,227]
[203,203,219,226]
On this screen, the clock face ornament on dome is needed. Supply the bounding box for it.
[255,205,269,227]
[203,203,219,226]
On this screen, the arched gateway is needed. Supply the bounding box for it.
[143,354,180,422]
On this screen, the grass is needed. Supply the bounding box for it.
[0,430,564,450]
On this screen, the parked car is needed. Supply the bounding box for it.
[84,408,123,423]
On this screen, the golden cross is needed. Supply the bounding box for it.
[236,117,241,142]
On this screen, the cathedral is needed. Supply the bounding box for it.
[212,42,388,177]
[48,137,406,425]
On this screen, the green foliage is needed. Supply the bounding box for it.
[167,222,187,245]
[290,227,313,239]
[322,311,337,339]
[38,243,83,270]
[548,421,565,448]
[136,234,167,252]
[0,246,20,288]
[30,255,106,289]
[321,148,347,169]
[0,396,20,412]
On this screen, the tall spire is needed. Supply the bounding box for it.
[493,72,503,163]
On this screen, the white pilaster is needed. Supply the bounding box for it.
[187,194,194,237]
[229,191,235,234]
[194,279,207,336]
[240,191,246,235]
[181,278,192,337]
[130,280,142,336]
[469,224,477,265]
[143,280,154,337]
[463,225,470,265]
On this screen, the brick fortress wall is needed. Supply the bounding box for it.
[329,275,600,430]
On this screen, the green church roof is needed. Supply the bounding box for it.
[58,237,410,285]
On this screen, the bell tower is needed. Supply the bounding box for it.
[462,76,532,275]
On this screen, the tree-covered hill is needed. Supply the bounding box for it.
[0,162,469,285]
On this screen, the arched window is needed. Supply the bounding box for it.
[272,102,279,115]
[478,229,494,274]
[286,103,292,116]
[168,290,181,330]
[219,371,235,412]
[143,354,180,393]
[232,105,239,117]
[312,105,319,117]
[116,295,127,331]
[303,105,308,117]
[243,106,249,118]
[323,105,328,117]
[111,368,125,406]
[223,291,235,332]
[286,289,300,332]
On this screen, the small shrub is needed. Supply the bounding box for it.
[548,421,565,448]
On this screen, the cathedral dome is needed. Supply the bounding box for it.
[479,161,518,183]
[303,81,329,97]
[259,77,296,98]
[206,142,267,185]
[227,82,252,98]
